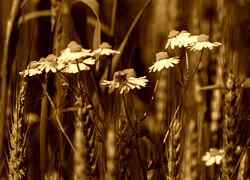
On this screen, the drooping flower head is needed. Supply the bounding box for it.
[190,34,221,51]
[61,57,95,73]
[101,68,148,94]
[19,61,43,77]
[148,52,180,72]
[165,30,191,49]
[92,42,120,56]
[202,148,225,166]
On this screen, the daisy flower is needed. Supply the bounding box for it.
[38,54,64,73]
[58,41,92,62]
[92,42,120,56]
[57,41,95,73]
[183,35,199,47]
[101,68,148,94]
[190,34,221,51]
[202,148,225,166]
[61,57,95,73]
[148,52,180,72]
[19,61,43,77]
[165,30,191,49]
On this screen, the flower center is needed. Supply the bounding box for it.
[69,44,82,52]
[197,34,209,42]
[114,71,127,82]
[168,30,180,38]
[46,54,57,62]
[99,42,112,49]
[156,52,169,61]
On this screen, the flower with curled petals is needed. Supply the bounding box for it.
[61,58,95,73]
[38,54,64,73]
[202,148,225,166]
[101,68,148,94]
[92,42,120,56]
[165,30,191,49]
[148,52,180,72]
[19,61,43,77]
[58,41,92,62]
[190,34,221,51]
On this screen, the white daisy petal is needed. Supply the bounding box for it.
[215,155,223,165]
[205,157,216,166]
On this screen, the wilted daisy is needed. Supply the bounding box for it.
[58,41,92,62]
[61,57,95,73]
[190,34,221,51]
[148,52,180,72]
[92,42,120,56]
[19,61,43,77]
[165,30,191,49]
[37,54,64,73]
[101,68,148,94]
[202,148,225,166]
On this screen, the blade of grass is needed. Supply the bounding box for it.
[110,0,118,38]
[71,0,100,49]
[110,0,152,75]
[0,0,21,164]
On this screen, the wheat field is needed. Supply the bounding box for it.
[0,0,249,179]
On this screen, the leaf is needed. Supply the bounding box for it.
[110,0,152,77]
[71,0,100,49]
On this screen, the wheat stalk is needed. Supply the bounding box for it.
[237,149,249,180]
[8,78,28,180]
[222,72,240,179]
[106,123,116,180]
[166,118,182,180]
[73,95,88,179]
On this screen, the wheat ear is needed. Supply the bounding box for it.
[8,78,28,180]
[222,72,240,179]
[166,118,182,180]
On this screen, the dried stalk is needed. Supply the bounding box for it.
[8,78,28,180]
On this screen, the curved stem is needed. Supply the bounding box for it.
[140,71,162,122]
[42,83,76,153]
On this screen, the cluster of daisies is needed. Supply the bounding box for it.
[20,30,221,94]
[19,41,120,77]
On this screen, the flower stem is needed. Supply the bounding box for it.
[122,94,137,134]
[148,49,204,169]
[42,83,76,153]
[140,71,162,122]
